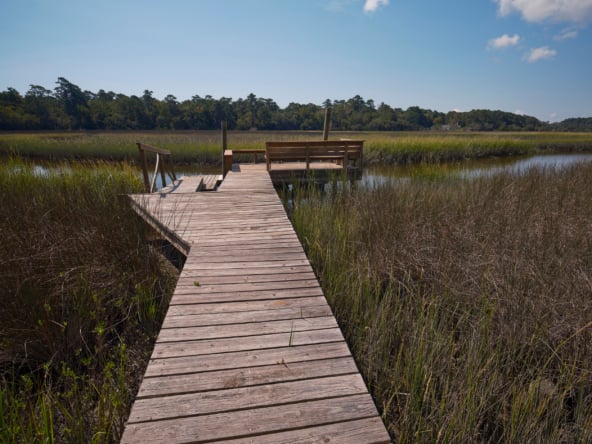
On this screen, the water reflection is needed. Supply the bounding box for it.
[463,154,592,178]
[363,153,592,185]
[11,161,219,192]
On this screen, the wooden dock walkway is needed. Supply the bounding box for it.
[122,163,390,443]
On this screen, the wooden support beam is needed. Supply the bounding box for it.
[323,107,331,141]
[137,142,150,192]
[221,120,228,150]
[223,149,233,177]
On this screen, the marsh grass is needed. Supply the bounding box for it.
[0,132,222,164]
[362,132,592,165]
[0,158,177,443]
[290,162,592,442]
[1,131,591,166]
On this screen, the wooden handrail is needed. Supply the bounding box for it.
[137,142,177,193]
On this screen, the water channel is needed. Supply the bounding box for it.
[362,153,592,187]
[13,153,592,191]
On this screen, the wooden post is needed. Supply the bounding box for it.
[137,142,150,192]
[221,120,227,150]
[167,155,177,182]
[322,108,331,141]
[221,120,232,177]
[223,150,233,177]
[159,154,167,189]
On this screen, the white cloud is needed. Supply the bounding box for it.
[524,46,557,62]
[488,33,521,49]
[554,29,578,40]
[496,0,592,24]
[364,0,389,13]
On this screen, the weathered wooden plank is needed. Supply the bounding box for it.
[189,232,301,245]
[176,225,294,236]
[120,394,380,443]
[140,205,282,215]
[177,265,313,279]
[130,204,286,222]
[166,296,328,315]
[137,193,280,203]
[180,228,297,240]
[157,317,337,343]
[182,259,311,270]
[177,203,282,210]
[176,213,288,223]
[176,270,316,285]
[144,342,352,377]
[151,327,345,359]
[169,217,291,227]
[183,244,305,255]
[174,278,321,294]
[222,417,391,444]
[170,287,324,304]
[128,373,368,423]
[177,218,291,229]
[162,305,332,328]
[180,251,309,263]
[137,356,358,398]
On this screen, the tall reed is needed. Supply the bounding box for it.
[0,158,177,443]
[290,162,592,442]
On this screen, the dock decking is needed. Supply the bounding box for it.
[123,164,390,443]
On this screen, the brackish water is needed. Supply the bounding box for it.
[10,153,592,191]
[362,153,592,186]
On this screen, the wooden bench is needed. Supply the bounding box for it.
[265,140,364,172]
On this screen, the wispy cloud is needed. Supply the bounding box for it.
[488,33,521,49]
[524,46,557,62]
[324,0,356,12]
[554,29,578,40]
[364,0,389,13]
[496,0,592,24]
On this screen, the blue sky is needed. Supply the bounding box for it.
[1,0,591,122]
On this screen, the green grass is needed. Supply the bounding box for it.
[289,162,592,443]
[0,158,177,443]
[1,131,592,166]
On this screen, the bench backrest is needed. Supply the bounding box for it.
[265,140,363,170]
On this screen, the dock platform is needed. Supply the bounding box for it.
[123,164,390,443]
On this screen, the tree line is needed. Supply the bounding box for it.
[0,77,588,132]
